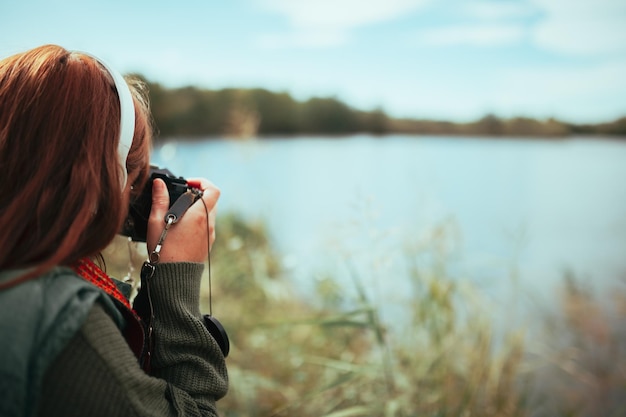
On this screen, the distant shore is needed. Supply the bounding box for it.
[138,77,626,141]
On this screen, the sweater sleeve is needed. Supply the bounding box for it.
[147,262,229,405]
[37,262,228,417]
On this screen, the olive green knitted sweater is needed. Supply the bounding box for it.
[0,262,228,417]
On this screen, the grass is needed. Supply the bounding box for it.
[522,273,626,417]
[104,213,626,417]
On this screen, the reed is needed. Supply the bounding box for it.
[104,213,626,416]
[197,214,529,416]
[522,273,626,417]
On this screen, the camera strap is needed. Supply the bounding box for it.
[136,188,230,362]
[136,189,203,370]
[147,189,203,265]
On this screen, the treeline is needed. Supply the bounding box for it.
[138,77,626,140]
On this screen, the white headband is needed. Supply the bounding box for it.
[80,53,135,188]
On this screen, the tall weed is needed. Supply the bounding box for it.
[104,213,625,417]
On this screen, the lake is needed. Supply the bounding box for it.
[151,135,626,320]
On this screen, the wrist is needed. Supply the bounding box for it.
[150,262,205,311]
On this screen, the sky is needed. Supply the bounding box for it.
[1,0,625,123]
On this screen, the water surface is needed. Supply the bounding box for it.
[152,135,626,313]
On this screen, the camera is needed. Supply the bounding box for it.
[122,165,230,357]
[121,165,195,242]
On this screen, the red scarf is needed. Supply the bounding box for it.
[71,258,133,310]
[71,257,147,368]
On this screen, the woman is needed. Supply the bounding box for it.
[0,45,228,416]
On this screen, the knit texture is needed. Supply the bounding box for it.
[0,262,228,417]
[149,262,229,413]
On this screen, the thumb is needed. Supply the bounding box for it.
[147,178,170,252]
[151,178,170,218]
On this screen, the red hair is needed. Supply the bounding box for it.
[0,45,152,281]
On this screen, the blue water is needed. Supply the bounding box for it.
[152,135,626,316]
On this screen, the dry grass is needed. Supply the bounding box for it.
[104,213,626,417]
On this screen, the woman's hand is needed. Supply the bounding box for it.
[146,177,220,263]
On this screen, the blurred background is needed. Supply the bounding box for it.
[3,1,626,416]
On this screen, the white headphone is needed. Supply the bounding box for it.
[80,53,135,188]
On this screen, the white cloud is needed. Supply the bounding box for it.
[530,0,626,55]
[256,0,430,48]
[410,1,533,49]
[256,31,349,49]
[259,0,430,29]
[418,24,526,47]
[463,0,537,20]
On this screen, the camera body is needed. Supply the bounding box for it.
[121,165,230,357]
[121,165,192,242]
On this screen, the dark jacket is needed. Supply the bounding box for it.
[0,262,228,417]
